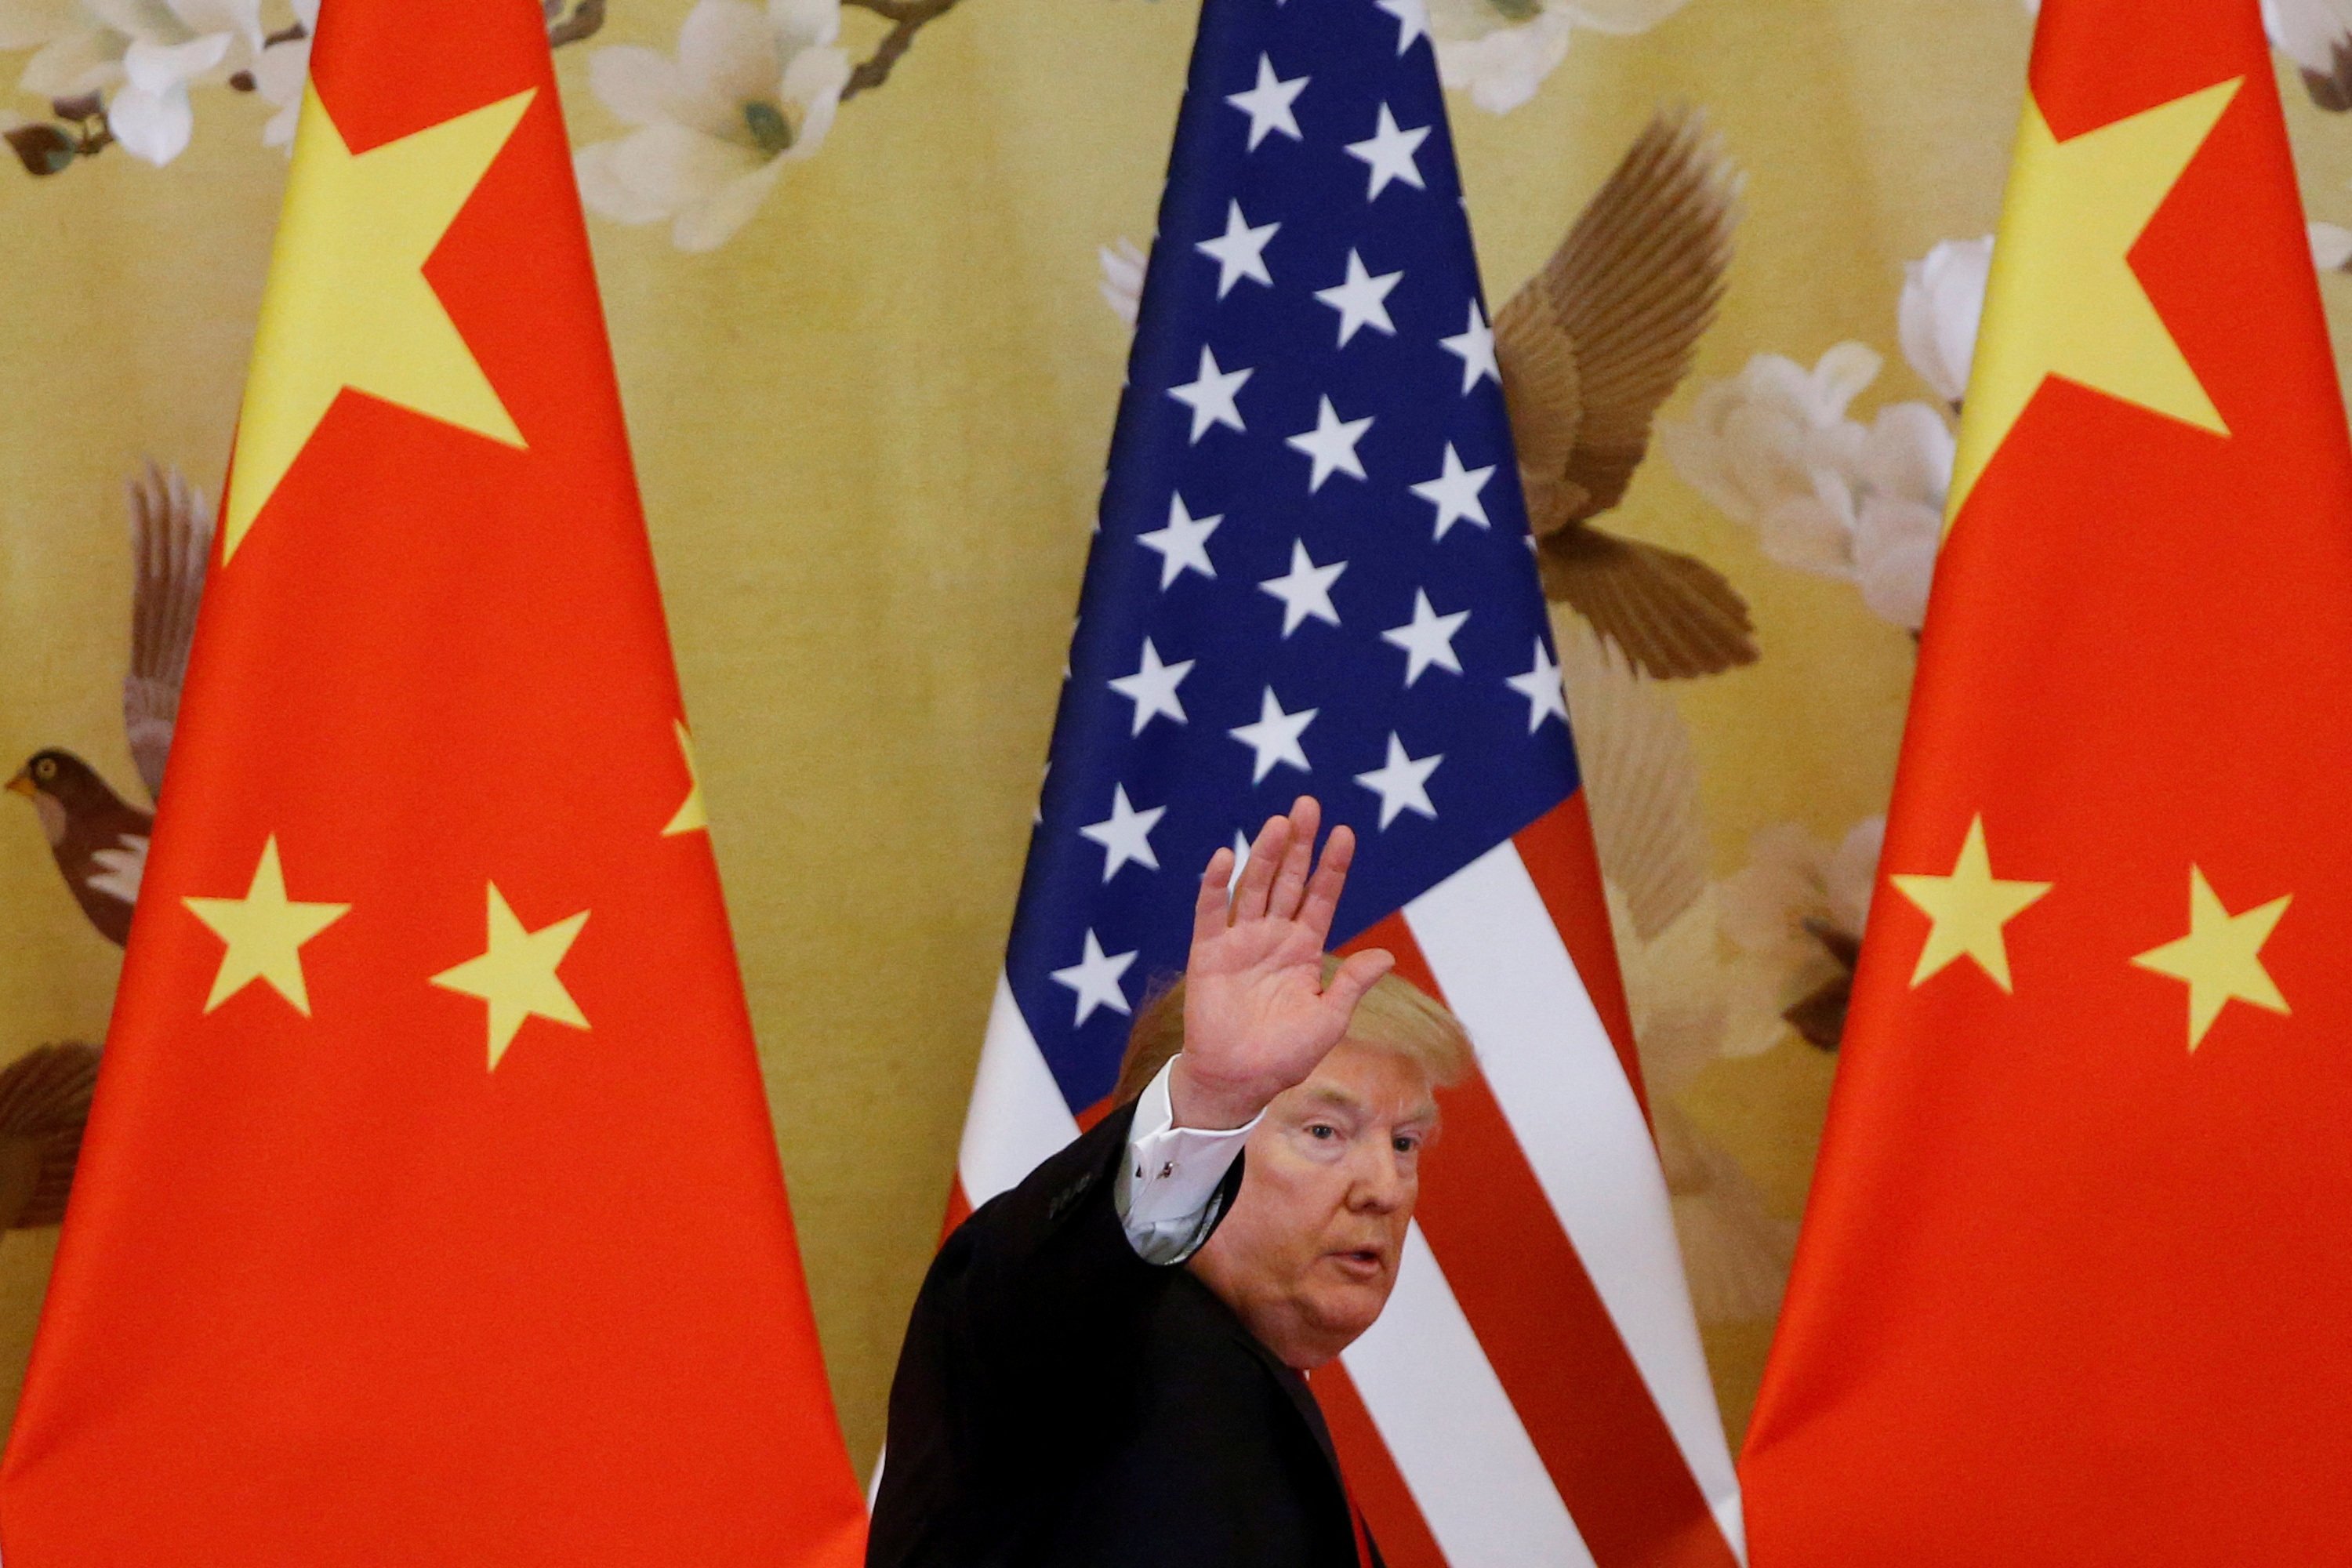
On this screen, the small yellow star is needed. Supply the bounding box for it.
[430,883,589,1069]
[2130,866,2290,1051]
[1889,815,2052,993]
[223,83,535,561]
[662,720,706,837]
[1949,77,2239,522]
[183,835,350,1016]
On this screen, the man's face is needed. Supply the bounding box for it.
[1188,1040,1438,1370]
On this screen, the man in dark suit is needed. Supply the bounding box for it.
[869,796,1473,1567]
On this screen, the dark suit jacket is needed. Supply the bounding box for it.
[867,1102,1374,1568]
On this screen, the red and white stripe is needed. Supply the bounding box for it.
[950,797,1741,1567]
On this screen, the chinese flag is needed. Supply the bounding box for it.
[0,0,869,1561]
[1740,1,2352,1560]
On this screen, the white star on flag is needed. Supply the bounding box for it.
[1381,589,1468,685]
[1109,637,1194,734]
[1229,686,1317,782]
[1286,395,1373,491]
[1138,494,1221,587]
[1168,346,1251,442]
[1051,929,1138,1024]
[1354,732,1442,828]
[1507,637,1570,732]
[1080,785,1167,880]
[1439,300,1499,394]
[1345,103,1428,201]
[1314,249,1403,347]
[1374,0,1427,53]
[1196,200,1279,298]
[1225,53,1307,151]
[1258,539,1347,636]
[1410,441,1494,538]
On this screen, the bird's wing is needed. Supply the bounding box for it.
[0,1042,100,1229]
[86,833,148,905]
[1494,276,1585,509]
[1656,1098,1796,1327]
[1557,618,1710,941]
[1496,106,1740,532]
[1539,522,1755,681]
[122,460,215,804]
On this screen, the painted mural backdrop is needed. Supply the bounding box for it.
[6,0,2352,1456]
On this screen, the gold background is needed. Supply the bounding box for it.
[2,0,2346,1465]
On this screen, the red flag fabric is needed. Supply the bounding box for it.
[1741,1,2352,1560]
[0,1,868,1560]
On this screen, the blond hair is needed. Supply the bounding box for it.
[1110,957,1474,1106]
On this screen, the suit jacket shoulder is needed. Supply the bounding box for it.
[869,1105,1360,1568]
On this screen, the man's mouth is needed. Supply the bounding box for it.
[1328,1248,1386,1282]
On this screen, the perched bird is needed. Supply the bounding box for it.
[0,1043,100,1229]
[9,751,150,946]
[10,461,212,946]
[1497,107,1756,680]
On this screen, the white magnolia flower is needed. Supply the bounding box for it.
[1098,235,1145,326]
[1898,235,1991,405]
[1662,343,1952,631]
[1849,403,1949,629]
[2264,0,2352,96]
[249,0,312,150]
[1657,341,1878,557]
[575,0,850,252]
[1428,0,1689,115]
[1,0,260,164]
[2314,220,2352,274]
[0,0,107,96]
[1717,817,1883,1057]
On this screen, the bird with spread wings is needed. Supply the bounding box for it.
[0,462,211,1229]
[1497,107,1755,680]
[11,459,212,949]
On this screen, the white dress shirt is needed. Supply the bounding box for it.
[1114,1057,1261,1265]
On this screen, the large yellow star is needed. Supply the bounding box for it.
[430,882,589,1069]
[1947,77,2240,524]
[2130,865,2289,1051]
[1889,815,2052,993]
[662,720,707,837]
[221,83,536,561]
[183,835,350,1016]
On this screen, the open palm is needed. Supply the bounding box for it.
[1174,797,1395,1131]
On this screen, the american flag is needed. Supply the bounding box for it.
[951,0,1744,1561]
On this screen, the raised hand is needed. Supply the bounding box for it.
[1171,796,1396,1131]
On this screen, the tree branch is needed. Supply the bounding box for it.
[15,0,608,175]
[840,0,967,100]
[545,0,607,49]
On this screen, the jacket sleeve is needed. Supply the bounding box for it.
[925,1102,1246,1432]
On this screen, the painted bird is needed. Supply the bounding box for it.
[1498,107,1757,680]
[11,461,212,947]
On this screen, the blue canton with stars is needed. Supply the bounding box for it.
[1004,0,1583,1111]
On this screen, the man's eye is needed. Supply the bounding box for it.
[1392,1136,1419,1156]
[1306,1123,1337,1141]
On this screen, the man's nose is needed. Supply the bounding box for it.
[1346,1141,1410,1214]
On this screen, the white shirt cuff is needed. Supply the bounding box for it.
[1113,1056,1258,1265]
